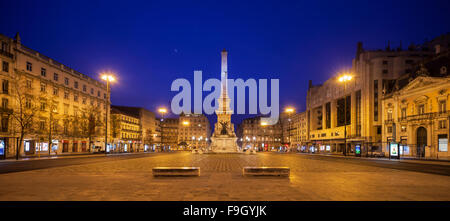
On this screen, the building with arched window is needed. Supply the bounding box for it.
[382,50,450,159]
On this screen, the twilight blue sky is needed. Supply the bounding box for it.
[1,0,449,125]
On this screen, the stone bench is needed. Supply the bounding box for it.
[152,167,200,177]
[243,167,290,177]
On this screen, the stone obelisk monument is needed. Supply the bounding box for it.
[209,49,240,153]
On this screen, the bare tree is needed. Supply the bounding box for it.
[143,128,155,149]
[80,104,104,152]
[9,74,40,159]
[110,114,120,139]
[46,97,60,155]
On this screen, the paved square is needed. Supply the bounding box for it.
[0,152,449,200]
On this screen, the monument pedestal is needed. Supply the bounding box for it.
[209,135,240,153]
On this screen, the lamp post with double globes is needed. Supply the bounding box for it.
[338,73,353,156]
[100,73,116,156]
[182,120,190,150]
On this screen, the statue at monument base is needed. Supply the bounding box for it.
[209,135,240,153]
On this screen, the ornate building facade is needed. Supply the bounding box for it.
[382,51,450,159]
[237,116,282,151]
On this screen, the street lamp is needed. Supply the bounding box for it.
[181,120,189,150]
[101,72,116,156]
[284,107,295,151]
[158,107,167,151]
[48,105,57,156]
[338,73,353,156]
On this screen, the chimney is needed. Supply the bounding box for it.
[356,42,363,61]
[14,32,21,44]
[308,80,313,89]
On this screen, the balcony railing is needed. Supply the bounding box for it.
[385,111,450,124]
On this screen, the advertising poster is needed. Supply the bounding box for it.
[0,140,4,156]
[390,143,399,158]
[355,145,361,157]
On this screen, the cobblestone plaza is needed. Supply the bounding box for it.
[0,152,449,201]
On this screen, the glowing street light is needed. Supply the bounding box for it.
[101,74,116,82]
[100,72,116,155]
[260,121,269,151]
[182,121,190,126]
[338,74,352,82]
[284,106,296,150]
[158,107,168,151]
[285,107,295,113]
[338,72,353,156]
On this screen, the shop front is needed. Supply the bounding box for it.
[62,140,69,153]
[81,141,87,152]
[35,140,49,155]
[23,139,35,155]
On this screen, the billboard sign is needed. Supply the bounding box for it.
[390,142,399,159]
[355,144,361,157]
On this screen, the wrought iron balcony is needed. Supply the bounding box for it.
[385,111,450,124]
[0,49,13,59]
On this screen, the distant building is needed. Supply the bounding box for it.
[110,105,159,152]
[110,106,142,152]
[237,116,282,151]
[289,111,309,149]
[160,117,179,150]
[178,113,210,150]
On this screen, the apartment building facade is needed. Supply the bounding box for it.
[160,117,179,150]
[110,106,141,152]
[237,116,283,151]
[289,111,309,150]
[0,33,109,158]
[110,105,159,152]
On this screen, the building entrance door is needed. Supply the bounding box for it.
[63,143,69,152]
[73,143,78,152]
[416,127,427,157]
